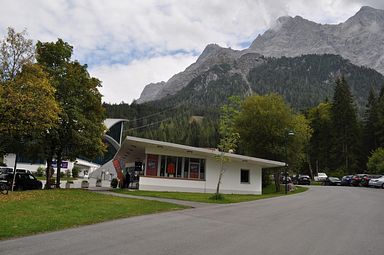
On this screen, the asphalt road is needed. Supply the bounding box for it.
[1,186,383,255]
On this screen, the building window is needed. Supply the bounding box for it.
[241,169,250,183]
[199,159,205,180]
[145,154,205,180]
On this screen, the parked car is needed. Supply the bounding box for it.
[0,167,32,174]
[0,172,42,191]
[280,175,292,184]
[340,175,353,186]
[297,175,311,185]
[368,176,384,188]
[350,174,367,186]
[323,177,341,186]
[0,167,13,174]
[314,172,327,182]
[361,175,382,187]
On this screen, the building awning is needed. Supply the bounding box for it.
[114,136,285,168]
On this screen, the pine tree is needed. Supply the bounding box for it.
[376,86,384,147]
[363,89,379,163]
[330,76,361,173]
[307,102,332,174]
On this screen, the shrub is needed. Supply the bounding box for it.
[72,166,80,178]
[36,166,44,177]
[110,178,118,188]
[367,148,384,174]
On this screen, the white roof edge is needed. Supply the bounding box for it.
[104,118,129,129]
[124,136,285,168]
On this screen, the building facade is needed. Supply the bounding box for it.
[114,136,285,194]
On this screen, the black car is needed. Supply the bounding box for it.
[0,172,42,191]
[340,175,353,186]
[323,177,341,186]
[297,175,311,185]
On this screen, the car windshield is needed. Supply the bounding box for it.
[329,177,340,181]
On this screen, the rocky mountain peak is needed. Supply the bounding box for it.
[345,5,384,25]
[249,6,384,74]
[137,6,384,104]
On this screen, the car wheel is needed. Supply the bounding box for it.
[382,183,384,189]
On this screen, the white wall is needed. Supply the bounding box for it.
[139,146,262,194]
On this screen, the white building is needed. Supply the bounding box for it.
[114,136,285,194]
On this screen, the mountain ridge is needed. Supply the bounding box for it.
[137,6,384,104]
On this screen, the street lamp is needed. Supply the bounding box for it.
[285,130,295,194]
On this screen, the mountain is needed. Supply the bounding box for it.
[137,6,384,104]
[154,54,384,113]
[249,6,384,73]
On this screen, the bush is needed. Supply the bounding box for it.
[72,166,80,178]
[65,170,71,178]
[110,178,118,188]
[367,148,384,174]
[36,166,44,177]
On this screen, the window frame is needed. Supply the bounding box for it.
[240,169,250,184]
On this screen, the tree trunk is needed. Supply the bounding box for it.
[307,153,314,179]
[274,171,281,192]
[45,156,53,189]
[56,150,62,189]
[215,154,224,199]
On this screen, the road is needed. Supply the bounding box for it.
[1,186,383,255]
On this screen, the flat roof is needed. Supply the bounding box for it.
[115,136,285,168]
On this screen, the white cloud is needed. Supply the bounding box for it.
[89,54,197,104]
[0,0,382,103]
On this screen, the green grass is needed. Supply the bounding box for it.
[115,184,308,204]
[0,189,186,240]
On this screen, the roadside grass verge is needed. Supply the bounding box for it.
[115,185,308,204]
[0,189,186,240]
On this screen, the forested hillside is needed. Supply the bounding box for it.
[104,54,384,149]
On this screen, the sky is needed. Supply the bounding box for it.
[0,0,383,104]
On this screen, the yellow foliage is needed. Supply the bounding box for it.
[0,64,60,138]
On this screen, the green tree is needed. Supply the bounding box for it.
[307,102,332,175]
[376,87,384,147]
[235,94,312,190]
[0,27,34,82]
[214,96,241,199]
[330,76,362,173]
[0,64,60,190]
[367,147,384,174]
[362,89,380,165]
[36,39,106,188]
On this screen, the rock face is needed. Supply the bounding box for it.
[249,6,384,73]
[138,6,384,103]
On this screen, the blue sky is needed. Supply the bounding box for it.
[0,0,382,103]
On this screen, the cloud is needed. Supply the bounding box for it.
[89,54,197,104]
[0,0,381,103]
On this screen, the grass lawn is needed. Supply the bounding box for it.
[0,189,187,240]
[115,184,308,204]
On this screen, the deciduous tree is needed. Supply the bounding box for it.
[36,39,106,188]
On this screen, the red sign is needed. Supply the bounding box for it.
[113,159,124,181]
[146,155,158,176]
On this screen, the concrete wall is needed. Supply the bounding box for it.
[139,146,262,194]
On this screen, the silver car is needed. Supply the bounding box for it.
[368,176,384,188]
